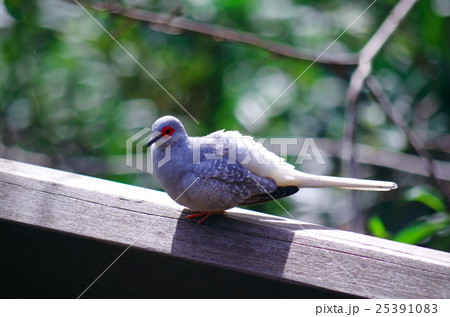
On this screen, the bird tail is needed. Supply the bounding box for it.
[294,171,397,191]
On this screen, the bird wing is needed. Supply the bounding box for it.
[187,157,277,210]
[206,130,299,186]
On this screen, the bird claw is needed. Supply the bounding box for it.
[186,211,225,224]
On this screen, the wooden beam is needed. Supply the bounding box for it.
[0,158,449,298]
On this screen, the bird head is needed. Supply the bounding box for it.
[146,116,187,148]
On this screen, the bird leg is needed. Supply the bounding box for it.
[186,211,226,224]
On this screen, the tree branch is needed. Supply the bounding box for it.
[346,0,419,107]
[341,0,419,232]
[366,76,450,207]
[66,0,358,66]
[342,0,419,167]
[342,0,419,164]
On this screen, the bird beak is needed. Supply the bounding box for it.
[146,134,163,148]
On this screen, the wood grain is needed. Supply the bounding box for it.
[0,158,449,298]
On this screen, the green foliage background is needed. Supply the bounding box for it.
[1,0,449,251]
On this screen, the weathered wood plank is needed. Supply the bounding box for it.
[0,158,449,298]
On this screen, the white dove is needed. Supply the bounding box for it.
[147,116,397,224]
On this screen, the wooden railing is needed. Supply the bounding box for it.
[1,158,449,298]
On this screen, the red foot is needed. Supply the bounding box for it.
[186,211,226,224]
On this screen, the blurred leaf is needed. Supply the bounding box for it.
[393,214,450,245]
[368,215,390,239]
[405,187,445,212]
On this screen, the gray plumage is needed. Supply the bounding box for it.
[149,116,278,211]
[147,116,397,214]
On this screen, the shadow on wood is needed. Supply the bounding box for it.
[1,220,352,298]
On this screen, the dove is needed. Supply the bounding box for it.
[146,116,397,224]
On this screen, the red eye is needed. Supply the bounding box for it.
[161,126,175,137]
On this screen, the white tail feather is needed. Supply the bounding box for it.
[293,171,397,191]
[222,131,398,192]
